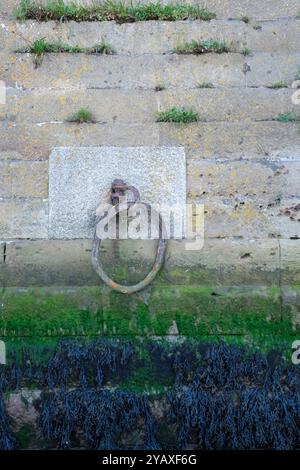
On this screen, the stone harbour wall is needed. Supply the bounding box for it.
[0,0,299,346]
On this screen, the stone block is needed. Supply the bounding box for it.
[0,199,48,239]
[49,146,186,238]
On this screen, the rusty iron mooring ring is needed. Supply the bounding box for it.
[92,188,167,294]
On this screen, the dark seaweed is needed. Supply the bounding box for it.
[0,341,299,450]
[0,393,16,450]
[0,339,134,391]
[40,389,160,450]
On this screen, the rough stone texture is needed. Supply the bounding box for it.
[281,239,300,284]
[4,239,99,286]
[0,121,298,161]
[0,122,161,161]
[49,146,186,238]
[0,162,11,198]
[194,200,300,239]
[2,18,300,55]
[0,161,48,197]
[3,88,297,124]
[3,53,300,90]
[190,0,300,20]
[188,159,300,201]
[3,238,280,287]
[160,122,299,160]
[0,199,48,239]
[0,241,5,287]
[187,158,300,238]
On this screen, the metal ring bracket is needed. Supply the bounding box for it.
[92,180,167,294]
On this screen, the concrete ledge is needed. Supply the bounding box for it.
[0,285,287,338]
[3,53,300,90]
[160,121,300,159]
[3,88,297,124]
[281,239,300,284]
[3,238,281,287]
[0,122,298,161]
[2,18,300,54]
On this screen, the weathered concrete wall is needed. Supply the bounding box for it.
[0,1,299,345]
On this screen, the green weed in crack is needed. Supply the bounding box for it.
[66,108,96,124]
[174,39,231,55]
[157,107,199,123]
[15,38,115,66]
[16,1,216,23]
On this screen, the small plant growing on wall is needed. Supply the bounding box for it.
[87,42,116,55]
[15,38,115,67]
[197,82,215,88]
[66,108,96,123]
[276,112,300,123]
[15,0,217,23]
[241,47,252,56]
[14,38,52,67]
[240,15,250,24]
[266,81,288,89]
[173,39,231,55]
[156,107,199,123]
[154,84,166,92]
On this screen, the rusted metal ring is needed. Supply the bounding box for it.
[92,202,167,294]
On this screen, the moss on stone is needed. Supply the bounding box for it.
[14,424,34,449]
[0,286,298,354]
[1,287,103,336]
[114,367,173,394]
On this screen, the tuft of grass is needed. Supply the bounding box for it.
[240,15,250,23]
[174,39,231,55]
[87,42,115,55]
[15,38,115,66]
[154,84,166,92]
[156,107,199,123]
[266,81,288,89]
[66,108,96,123]
[15,0,216,23]
[15,38,115,55]
[276,112,300,123]
[241,47,252,56]
[15,38,85,54]
[197,82,215,88]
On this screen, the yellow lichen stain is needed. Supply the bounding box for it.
[188,190,199,199]
[73,63,94,81]
[13,61,33,86]
[58,95,66,106]
[242,206,258,222]
[172,124,197,147]
[232,205,258,222]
